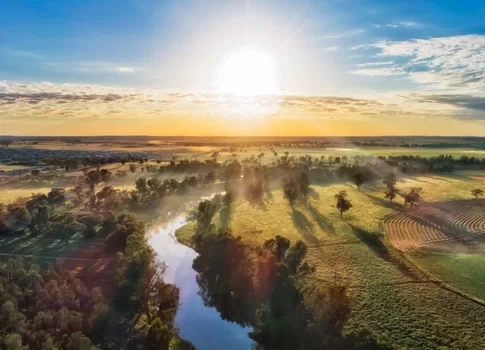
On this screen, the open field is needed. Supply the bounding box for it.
[0,187,54,204]
[411,252,485,302]
[176,171,485,349]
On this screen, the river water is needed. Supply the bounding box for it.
[148,216,254,350]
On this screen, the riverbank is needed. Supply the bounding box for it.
[148,216,253,350]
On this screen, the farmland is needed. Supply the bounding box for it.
[3,137,485,349]
[177,170,485,349]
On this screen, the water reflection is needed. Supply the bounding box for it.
[148,217,253,350]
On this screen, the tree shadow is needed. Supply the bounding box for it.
[219,205,232,228]
[306,204,335,235]
[291,208,319,245]
[363,192,402,210]
[308,187,320,200]
[346,222,421,280]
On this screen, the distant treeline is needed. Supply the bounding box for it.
[3,135,485,149]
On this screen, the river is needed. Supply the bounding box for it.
[148,216,254,350]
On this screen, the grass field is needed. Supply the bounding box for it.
[212,147,485,163]
[176,171,485,349]
[411,252,485,301]
[0,187,54,204]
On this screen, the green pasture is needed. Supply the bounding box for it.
[176,171,485,349]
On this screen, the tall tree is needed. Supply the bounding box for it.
[353,173,365,191]
[404,187,422,208]
[335,191,352,218]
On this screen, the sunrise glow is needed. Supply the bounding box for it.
[216,49,279,96]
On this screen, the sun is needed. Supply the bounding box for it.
[216,49,279,95]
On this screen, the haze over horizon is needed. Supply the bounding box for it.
[1,0,485,136]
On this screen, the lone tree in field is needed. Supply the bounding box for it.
[383,173,398,203]
[471,188,484,199]
[353,173,365,191]
[335,190,352,218]
[85,170,101,192]
[299,172,310,197]
[282,176,299,206]
[404,187,422,208]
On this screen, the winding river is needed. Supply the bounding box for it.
[148,215,254,350]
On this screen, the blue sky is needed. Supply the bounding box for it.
[1,0,485,135]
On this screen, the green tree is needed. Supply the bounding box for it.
[145,318,173,350]
[282,175,299,205]
[4,334,27,350]
[354,173,365,191]
[85,170,101,192]
[299,172,310,197]
[471,188,483,199]
[335,191,352,218]
[404,187,422,208]
[67,332,96,350]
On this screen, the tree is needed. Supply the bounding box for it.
[85,170,100,192]
[335,191,352,217]
[383,173,397,203]
[67,332,96,350]
[404,187,422,208]
[282,176,299,205]
[298,172,310,198]
[145,318,173,350]
[100,169,112,183]
[129,164,137,173]
[384,188,397,203]
[71,186,84,201]
[211,152,219,163]
[4,333,27,350]
[471,188,483,199]
[31,169,40,177]
[354,173,365,191]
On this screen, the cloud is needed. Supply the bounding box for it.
[323,46,339,52]
[313,29,365,40]
[115,66,136,73]
[353,35,485,91]
[373,21,421,29]
[349,67,406,76]
[356,61,394,67]
[1,48,44,59]
[373,24,398,29]
[0,80,482,124]
[410,94,485,113]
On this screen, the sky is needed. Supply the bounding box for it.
[1,0,485,136]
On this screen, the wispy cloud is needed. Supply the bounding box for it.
[115,66,136,73]
[1,48,45,59]
[1,48,138,74]
[356,61,394,67]
[2,80,483,124]
[352,34,485,91]
[349,67,405,76]
[310,29,365,41]
[373,21,422,29]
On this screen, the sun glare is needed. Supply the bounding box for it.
[216,49,279,95]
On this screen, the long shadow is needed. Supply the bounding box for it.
[219,205,232,228]
[308,187,320,200]
[346,222,421,280]
[306,204,335,235]
[291,208,319,245]
[363,192,402,210]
